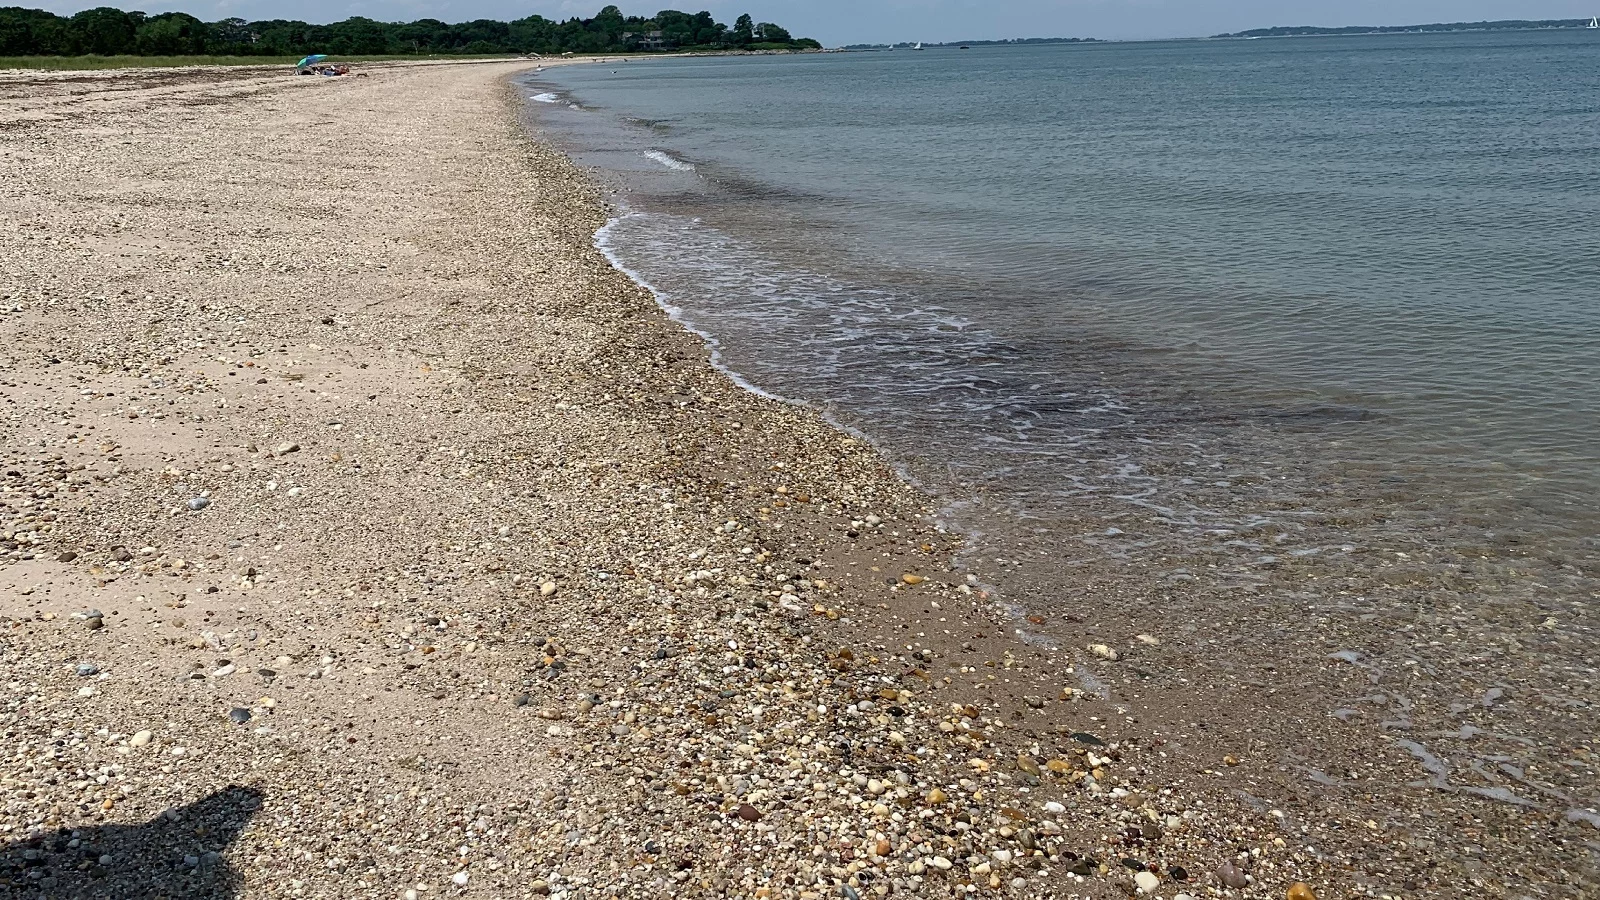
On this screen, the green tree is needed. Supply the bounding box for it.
[732,12,753,44]
[70,6,138,54]
[590,4,625,40]
[754,22,789,42]
[135,12,207,54]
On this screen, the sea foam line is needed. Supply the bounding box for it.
[642,150,695,172]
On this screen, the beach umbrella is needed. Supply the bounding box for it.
[295,54,328,71]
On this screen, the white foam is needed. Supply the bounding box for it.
[529,92,560,103]
[595,214,786,404]
[642,150,695,172]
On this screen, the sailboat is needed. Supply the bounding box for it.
[913,41,924,50]
[1589,15,1599,28]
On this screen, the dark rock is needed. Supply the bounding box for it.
[735,803,761,822]
[1070,731,1105,746]
[227,708,251,725]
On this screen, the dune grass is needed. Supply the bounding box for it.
[0,53,523,71]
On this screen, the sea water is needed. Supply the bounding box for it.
[522,32,1599,790]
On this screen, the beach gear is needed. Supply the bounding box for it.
[294,54,329,72]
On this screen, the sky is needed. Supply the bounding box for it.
[32,0,1600,45]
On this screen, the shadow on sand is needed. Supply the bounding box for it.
[0,784,262,898]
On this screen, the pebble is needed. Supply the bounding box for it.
[129,730,153,747]
[451,871,470,886]
[186,497,210,511]
[540,581,558,597]
[1134,870,1159,893]
[275,442,300,455]
[1218,861,1249,889]
[228,707,252,724]
[1087,643,1119,661]
[75,663,99,677]
[1287,883,1317,900]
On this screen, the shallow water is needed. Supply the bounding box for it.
[521,33,1599,816]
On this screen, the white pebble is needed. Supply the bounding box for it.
[451,871,470,886]
[1135,870,1159,893]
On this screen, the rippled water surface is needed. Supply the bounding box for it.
[522,33,1600,842]
[527,35,1599,582]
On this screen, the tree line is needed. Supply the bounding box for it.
[0,5,821,57]
[1217,19,1591,38]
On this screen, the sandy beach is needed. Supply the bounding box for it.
[0,59,1586,899]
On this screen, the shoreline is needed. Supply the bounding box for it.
[525,51,1600,900]
[0,58,1578,899]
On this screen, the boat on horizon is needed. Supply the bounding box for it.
[1588,15,1599,28]
[913,42,924,50]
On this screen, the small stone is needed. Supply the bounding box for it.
[84,616,104,631]
[58,551,78,562]
[900,573,924,585]
[926,787,948,805]
[1168,865,1188,881]
[129,730,153,747]
[1218,861,1249,889]
[1042,800,1065,814]
[930,856,953,870]
[1287,884,1317,900]
[1087,643,1119,661]
[451,871,469,887]
[186,498,209,511]
[228,707,252,725]
[1134,871,1159,893]
[274,442,300,455]
[1016,755,1041,776]
[211,664,236,678]
[735,803,761,822]
[75,663,99,677]
[1071,731,1106,746]
[540,581,558,597]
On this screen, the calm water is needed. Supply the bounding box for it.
[523,32,1600,611]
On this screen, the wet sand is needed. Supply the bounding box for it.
[0,60,1589,899]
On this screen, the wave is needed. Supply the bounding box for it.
[529,92,561,103]
[642,149,695,172]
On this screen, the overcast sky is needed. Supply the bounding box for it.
[33,0,1600,45]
